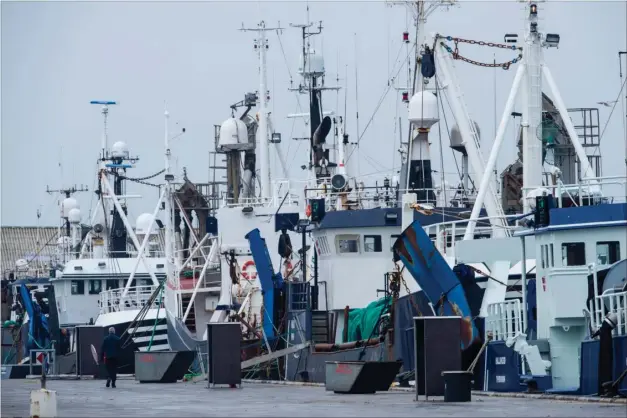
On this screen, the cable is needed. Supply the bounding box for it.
[346,43,418,164]
[600,76,627,142]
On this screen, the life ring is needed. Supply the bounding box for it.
[241,260,257,281]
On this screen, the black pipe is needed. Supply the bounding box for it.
[313,252,319,310]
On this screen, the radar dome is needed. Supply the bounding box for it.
[408,91,439,128]
[450,121,481,153]
[15,259,29,271]
[62,198,79,218]
[136,213,157,235]
[298,49,325,77]
[218,118,249,152]
[111,141,129,159]
[68,208,81,224]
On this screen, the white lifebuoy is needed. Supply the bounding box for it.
[241,260,257,281]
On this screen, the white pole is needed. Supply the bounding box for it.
[101,174,160,286]
[464,64,526,240]
[121,189,166,298]
[542,66,598,183]
[163,107,175,283]
[434,40,508,238]
[258,21,271,200]
[521,236,528,335]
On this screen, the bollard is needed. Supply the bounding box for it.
[30,352,57,418]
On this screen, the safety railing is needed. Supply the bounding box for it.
[486,299,524,342]
[589,263,627,337]
[99,285,159,314]
[422,214,523,259]
[522,174,627,208]
[217,176,484,211]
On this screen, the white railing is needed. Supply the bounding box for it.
[99,285,159,314]
[486,299,524,342]
[218,175,484,211]
[422,214,524,259]
[522,174,627,207]
[589,263,627,337]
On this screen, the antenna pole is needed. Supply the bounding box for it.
[164,104,174,277]
[241,22,284,200]
[90,101,117,162]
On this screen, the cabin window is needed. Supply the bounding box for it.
[596,241,620,265]
[336,234,359,254]
[105,280,118,290]
[550,244,554,267]
[390,235,401,251]
[88,280,102,295]
[562,242,586,266]
[364,235,382,253]
[138,279,151,287]
[70,280,84,295]
[540,245,546,269]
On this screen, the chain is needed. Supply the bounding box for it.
[110,169,163,188]
[124,169,165,181]
[436,35,523,70]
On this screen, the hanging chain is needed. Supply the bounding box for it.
[110,169,164,188]
[436,35,523,70]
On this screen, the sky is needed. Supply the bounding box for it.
[1,0,626,226]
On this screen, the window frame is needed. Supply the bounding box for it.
[88,280,102,295]
[596,241,621,265]
[364,235,383,253]
[335,234,360,254]
[561,242,586,266]
[70,280,85,295]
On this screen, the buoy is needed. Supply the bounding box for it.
[241,260,257,281]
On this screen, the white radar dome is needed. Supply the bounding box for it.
[408,91,439,128]
[68,208,81,224]
[136,213,158,235]
[15,259,29,271]
[111,141,129,159]
[298,49,325,77]
[62,198,79,218]
[218,118,249,151]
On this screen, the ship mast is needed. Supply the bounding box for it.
[241,21,283,200]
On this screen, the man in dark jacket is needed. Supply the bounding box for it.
[100,327,121,388]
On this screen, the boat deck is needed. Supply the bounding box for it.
[2,378,626,417]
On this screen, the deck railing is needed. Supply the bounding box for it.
[99,285,160,314]
[486,299,525,342]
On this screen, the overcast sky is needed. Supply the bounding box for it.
[1,0,626,226]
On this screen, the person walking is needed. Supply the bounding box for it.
[100,327,121,388]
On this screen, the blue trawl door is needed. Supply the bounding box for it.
[485,341,523,392]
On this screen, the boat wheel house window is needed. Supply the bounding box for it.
[88,280,102,295]
[596,241,620,265]
[364,235,382,253]
[70,280,85,295]
[336,234,359,254]
[105,280,118,290]
[562,242,586,266]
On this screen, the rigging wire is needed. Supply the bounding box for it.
[346,42,418,164]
